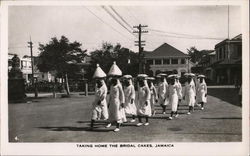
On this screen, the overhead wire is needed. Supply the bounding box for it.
[101,6,136,38]
[124,6,142,24]
[84,6,132,41]
[148,28,225,40]
[109,6,134,30]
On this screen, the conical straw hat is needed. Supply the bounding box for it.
[108,61,122,76]
[93,64,106,78]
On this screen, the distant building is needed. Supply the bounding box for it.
[211,34,242,85]
[8,53,16,72]
[8,54,54,83]
[76,55,92,78]
[144,43,191,76]
[193,51,216,81]
[8,54,32,82]
[21,55,33,82]
[203,51,217,81]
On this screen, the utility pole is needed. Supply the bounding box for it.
[227,5,230,60]
[133,24,148,74]
[28,37,38,98]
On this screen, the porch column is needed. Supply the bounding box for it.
[227,68,231,84]
[153,70,156,76]
[178,59,181,64]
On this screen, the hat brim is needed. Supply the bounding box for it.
[108,74,122,77]
[93,76,106,79]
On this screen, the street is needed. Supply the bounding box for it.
[9,87,242,142]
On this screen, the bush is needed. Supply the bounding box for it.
[25,81,63,93]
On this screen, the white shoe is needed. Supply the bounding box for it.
[114,128,120,132]
[201,107,204,110]
[175,114,179,118]
[187,112,191,115]
[169,117,173,120]
[106,123,111,128]
[130,119,136,123]
[136,123,143,127]
[163,112,166,115]
[144,122,149,126]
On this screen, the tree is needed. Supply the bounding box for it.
[37,36,87,96]
[187,47,213,64]
[187,47,201,63]
[85,42,139,80]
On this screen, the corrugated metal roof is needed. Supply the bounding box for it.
[144,43,188,58]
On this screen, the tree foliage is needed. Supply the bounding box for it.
[85,42,139,80]
[37,36,87,95]
[187,46,213,63]
[37,36,87,78]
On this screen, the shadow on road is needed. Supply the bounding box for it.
[76,120,109,124]
[37,126,113,132]
[208,88,241,107]
[121,123,137,127]
[176,132,242,135]
[201,117,242,120]
[168,127,183,131]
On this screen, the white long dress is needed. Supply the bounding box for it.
[167,83,179,112]
[124,83,137,115]
[158,81,168,105]
[149,84,158,112]
[91,83,109,120]
[183,82,196,107]
[196,81,207,103]
[176,81,182,100]
[108,83,126,123]
[137,85,151,116]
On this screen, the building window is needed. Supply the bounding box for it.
[27,62,31,68]
[181,59,185,64]
[223,47,226,59]
[155,59,162,65]
[21,61,24,68]
[146,59,153,65]
[171,59,178,64]
[238,45,242,57]
[216,49,219,60]
[22,61,26,67]
[219,48,222,60]
[163,59,170,64]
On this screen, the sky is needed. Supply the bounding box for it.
[8,5,241,57]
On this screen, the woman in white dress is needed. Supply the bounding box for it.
[175,75,182,113]
[136,74,151,126]
[106,62,125,132]
[123,75,137,122]
[183,75,196,115]
[147,77,158,116]
[90,64,109,130]
[196,75,207,110]
[166,75,179,120]
[157,74,168,114]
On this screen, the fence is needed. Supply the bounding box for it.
[25,80,95,93]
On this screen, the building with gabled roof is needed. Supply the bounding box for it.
[144,43,191,76]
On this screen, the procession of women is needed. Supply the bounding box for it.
[90,61,208,132]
